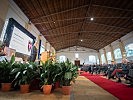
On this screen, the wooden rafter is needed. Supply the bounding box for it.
[13,0,133,51]
[31,5,88,20]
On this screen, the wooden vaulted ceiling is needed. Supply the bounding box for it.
[14,0,133,51]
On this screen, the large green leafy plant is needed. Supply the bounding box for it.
[11,62,38,86]
[40,60,62,86]
[61,59,78,86]
[0,55,15,83]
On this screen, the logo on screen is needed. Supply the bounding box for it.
[28,41,32,52]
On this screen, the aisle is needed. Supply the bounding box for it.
[80,72,133,100]
[72,76,118,100]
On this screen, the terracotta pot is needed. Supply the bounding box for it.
[43,85,52,94]
[1,83,11,92]
[20,84,30,93]
[62,86,71,95]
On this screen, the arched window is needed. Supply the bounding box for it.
[101,54,105,64]
[106,52,112,61]
[125,43,133,57]
[114,48,122,59]
[89,55,96,64]
[59,55,66,62]
[75,53,79,59]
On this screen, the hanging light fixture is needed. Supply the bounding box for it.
[90,17,94,21]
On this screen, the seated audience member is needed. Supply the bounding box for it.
[126,64,133,87]
[107,61,117,79]
[96,64,101,74]
[111,58,129,82]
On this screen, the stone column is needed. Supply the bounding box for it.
[103,48,108,64]
[118,39,126,59]
[109,44,115,62]
[97,51,102,64]
[36,35,41,60]
[45,41,47,51]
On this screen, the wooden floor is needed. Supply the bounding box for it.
[0,76,118,100]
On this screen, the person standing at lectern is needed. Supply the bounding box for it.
[29,41,37,62]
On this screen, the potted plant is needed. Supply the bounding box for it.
[40,60,54,94]
[40,60,62,94]
[28,62,40,90]
[0,55,15,92]
[61,59,78,95]
[53,62,63,89]
[11,62,37,93]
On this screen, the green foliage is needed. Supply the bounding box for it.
[0,55,78,88]
[60,58,78,86]
[0,55,15,83]
[40,60,62,86]
[11,62,38,86]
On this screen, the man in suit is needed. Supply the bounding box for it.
[29,41,38,62]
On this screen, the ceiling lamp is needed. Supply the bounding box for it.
[90,17,94,21]
[81,39,83,42]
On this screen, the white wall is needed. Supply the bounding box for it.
[100,31,133,63]
[56,46,98,64]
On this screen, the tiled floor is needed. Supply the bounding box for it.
[0,76,118,100]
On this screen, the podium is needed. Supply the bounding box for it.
[75,60,80,66]
[40,51,50,63]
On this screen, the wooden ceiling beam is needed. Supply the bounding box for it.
[81,34,116,39]
[86,22,129,29]
[55,44,76,51]
[77,44,98,50]
[31,5,88,20]
[34,16,131,25]
[93,4,133,12]
[77,0,93,46]
[49,38,108,44]
[51,41,76,46]
[43,31,122,36]
[41,21,83,32]
[49,38,77,44]
[44,31,120,39]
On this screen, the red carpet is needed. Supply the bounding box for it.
[80,72,133,100]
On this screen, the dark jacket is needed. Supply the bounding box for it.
[29,46,37,62]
